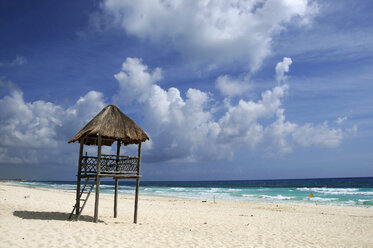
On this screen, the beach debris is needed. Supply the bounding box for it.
[202,200,207,203]
[203,222,207,224]
[308,194,314,197]
[251,214,254,217]
[24,195,30,199]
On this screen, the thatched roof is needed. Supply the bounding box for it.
[68,105,149,146]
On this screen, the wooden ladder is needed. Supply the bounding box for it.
[69,177,96,221]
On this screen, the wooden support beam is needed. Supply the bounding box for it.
[112,175,139,179]
[94,134,102,223]
[114,179,119,218]
[81,174,139,179]
[75,141,84,215]
[114,140,121,218]
[134,142,142,224]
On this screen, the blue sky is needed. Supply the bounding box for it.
[0,0,372,181]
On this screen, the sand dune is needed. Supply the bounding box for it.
[0,182,372,247]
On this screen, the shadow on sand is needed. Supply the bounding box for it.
[13,210,101,223]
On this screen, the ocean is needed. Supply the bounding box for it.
[13,177,373,207]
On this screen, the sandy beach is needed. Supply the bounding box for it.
[0,182,372,247]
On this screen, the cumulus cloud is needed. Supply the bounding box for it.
[215,75,251,97]
[0,56,353,166]
[336,116,347,125]
[265,110,345,155]
[217,85,288,147]
[0,83,106,165]
[101,0,318,71]
[112,57,162,105]
[275,57,293,82]
[0,89,61,149]
[265,109,297,155]
[113,57,348,161]
[292,122,343,148]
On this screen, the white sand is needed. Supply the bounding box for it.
[0,182,372,247]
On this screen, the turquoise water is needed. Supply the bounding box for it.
[12,178,373,207]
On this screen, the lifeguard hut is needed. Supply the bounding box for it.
[68,104,149,223]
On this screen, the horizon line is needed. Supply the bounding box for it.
[2,176,373,183]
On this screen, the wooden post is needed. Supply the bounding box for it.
[75,140,84,215]
[94,134,102,223]
[114,140,121,218]
[134,142,142,224]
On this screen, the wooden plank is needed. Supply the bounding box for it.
[80,174,140,178]
[114,140,120,218]
[80,175,97,178]
[114,179,118,218]
[100,171,138,174]
[77,179,96,221]
[112,176,139,179]
[93,134,102,223]
[134,142,142,224]
[75,141,84,215]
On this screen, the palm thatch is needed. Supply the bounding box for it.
[68,104,149,146]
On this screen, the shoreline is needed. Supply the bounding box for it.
[5,181,372,211]
[6,180,373,209]
[1,182,373,247]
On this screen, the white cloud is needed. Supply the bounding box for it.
[113,57,348,161]
[336,116,347,125]
[101,0,318,71]
[113,57,162,105]
[217,84,288,147]
[215,75,251,97]
[0,89,61,148]
[292,121,343,148]
[57,91,107,140]
[0,57,352,166]
[347,125,358,136]
[0,56,27,67]
[275,57,293,82]
[140,83,216,161]
[10,56,27,66]
[0,83,106,165]
[265,109,297,155]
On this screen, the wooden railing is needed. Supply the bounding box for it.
[80,154,139,175]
